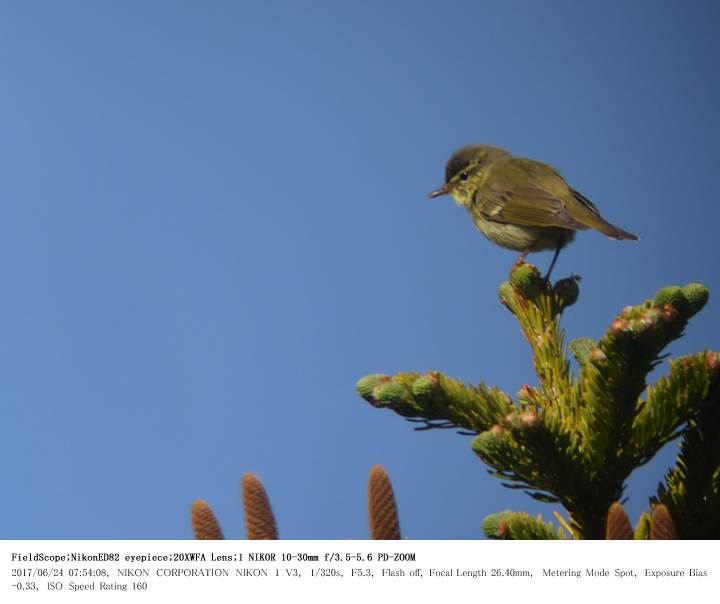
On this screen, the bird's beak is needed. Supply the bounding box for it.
[427,185,449,199]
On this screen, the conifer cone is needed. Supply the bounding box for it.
[606,503,633,540]
[191,500,224,540]
[650,504,678,540]
[368,465,401,540]
[242,473,279,540]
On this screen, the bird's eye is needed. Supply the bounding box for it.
[459,171,470,181]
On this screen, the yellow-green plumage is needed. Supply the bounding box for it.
[429,145,637,276]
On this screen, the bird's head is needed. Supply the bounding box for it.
[428,145,509,208]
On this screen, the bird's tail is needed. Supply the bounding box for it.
[571,189,639,241]
[594,218,639,241]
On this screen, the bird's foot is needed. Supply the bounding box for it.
[514,253,528,267]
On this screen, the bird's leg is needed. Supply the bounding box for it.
[543,241,564,283]
[515,251,528,266]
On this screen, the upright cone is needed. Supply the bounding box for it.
[191,500,224,540]
[368,465,401,540]
[242,473,279,540]
[606,503,633,540]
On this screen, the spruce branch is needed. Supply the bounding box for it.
[356,263,715,539]
[570,337,596,368]
[634,512,652,540]
[356,371,513,433]
[577,284,709,479]
[558,284,712,537]
[472,412,590,526]
[653,354,720,538]
[482,510,561,540]
[499,265,578,406]
[633,351,720,464]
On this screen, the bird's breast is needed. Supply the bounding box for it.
[470,213,574,252]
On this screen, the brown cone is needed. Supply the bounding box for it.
[368,465,401,540]
[191,500,224,540]
[650,504,678,540]
[242,473,278,540]
[606,503,633,540]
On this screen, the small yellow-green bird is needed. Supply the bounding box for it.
[429,145,638,279]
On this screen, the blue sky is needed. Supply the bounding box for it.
[1,1,718,539]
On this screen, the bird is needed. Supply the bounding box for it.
[428,145,638,280]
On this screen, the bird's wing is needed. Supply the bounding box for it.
[474,158,590,230]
